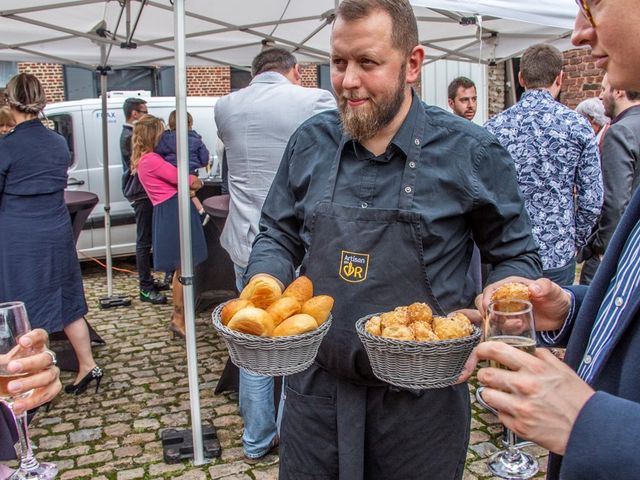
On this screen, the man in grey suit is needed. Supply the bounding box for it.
[214,47,335,464]
[580,73,640,284]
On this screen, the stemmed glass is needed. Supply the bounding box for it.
[477,299,539,479]
[0,301,58,479]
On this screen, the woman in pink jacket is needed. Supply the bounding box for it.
[130,115,207,338]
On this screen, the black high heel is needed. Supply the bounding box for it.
[64,366,103,395]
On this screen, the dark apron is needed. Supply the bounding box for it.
[279,112,469,480]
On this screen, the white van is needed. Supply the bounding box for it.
[44,94,221,259]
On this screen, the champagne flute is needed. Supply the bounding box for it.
[478,298,539,479]
[0,301,58,480]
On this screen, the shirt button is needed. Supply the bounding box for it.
[583,354,593,365]
[404,186,412,194]
[361,202,368,209]
[615,296,624,307]
[414,138,421,146]
[409,161,416,169]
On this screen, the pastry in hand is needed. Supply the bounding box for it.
[410,320,438,341]
[407,302,433,324]
[432,313,473,340]
[272,314,318,337]
[282,275,313,304]
[220,298,253,326]
[365,315,382,336]
[301,295,334,326]
[227,307,275,336]
[491,282,531,312]
[381,324,414,341]
[240,276,282,309]
[266,296,302,327]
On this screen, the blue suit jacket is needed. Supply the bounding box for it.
[547,184,640,479]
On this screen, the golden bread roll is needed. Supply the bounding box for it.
[410,320,438,341]
[282,275,313,304]
[272,314,318,337]
[220,298,253,326]
[266,296,301,327]
[381,324,414,341]
[491,282,530,311]
[301,295,334,326]
[432,313,473,340]
[365,315,382,336]
[240,276,282,309]
[407,302,433,323]
[227,307,275,336]
[380,309,410,330]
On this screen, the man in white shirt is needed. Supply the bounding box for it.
[214,47,335,464]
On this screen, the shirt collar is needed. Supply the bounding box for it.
[250,71,290,86]
[521,89,556,103]
[611,104,640,125]
[345,90,419,163]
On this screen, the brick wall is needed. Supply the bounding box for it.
[561,47,604,109]
[186,66,230,96]
[299,65,319,88]
[18,63,65,103]
[487,62,506,117]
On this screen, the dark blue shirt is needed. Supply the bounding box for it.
[247,95,542,311]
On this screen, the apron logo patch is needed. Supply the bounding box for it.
[339,250,369,283]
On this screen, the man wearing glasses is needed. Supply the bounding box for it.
[461,1,640,479]
[120,97,168,305]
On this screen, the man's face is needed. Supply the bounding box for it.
[572,0,640,91]
[131,103,148,122]
[448,86,477,120]
[330,10,411,142]
[599,75,616,119]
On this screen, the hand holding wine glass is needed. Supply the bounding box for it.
[478,299,539,479]
[0,302,59,479]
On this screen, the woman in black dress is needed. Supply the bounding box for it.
[0,73,102,395]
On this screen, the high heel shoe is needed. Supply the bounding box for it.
[64,366,103,395]
[168,321,186,339]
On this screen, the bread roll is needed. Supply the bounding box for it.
[301,295,334,326]
[220,298,253,326]
[272,314,318,337]
[491,282,530,311]
[227,307,275,336]
[240,276,282,309]
[381,324,413,341]
[266,296,301,327]
[365,315,382,336]
[432,314,473,340]
[407,302,433,324]
[282,276,313,304]
[410,320,438,341]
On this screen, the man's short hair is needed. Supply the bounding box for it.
[520,44,564,89]
[626,91,640,101]
[575,98,608,126]
[123,97,147,120]
[448,77,476,100]
[251,47,297,77]
[335,0,418,57]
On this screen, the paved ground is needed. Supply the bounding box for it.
[2,258,549,479]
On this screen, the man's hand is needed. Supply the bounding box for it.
[2,329,62,415]
[475,341,595,455]
[476,276,572,332]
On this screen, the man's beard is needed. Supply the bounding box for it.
[338,65,406,142]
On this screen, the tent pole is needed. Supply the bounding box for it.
[173,0,205,466]
[98,42,130,310]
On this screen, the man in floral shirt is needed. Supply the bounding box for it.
[486,43,603,285]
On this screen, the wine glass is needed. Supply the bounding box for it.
[477,298,539,479]
[0,301,58,479]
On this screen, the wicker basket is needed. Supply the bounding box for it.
[211,302,332,376]
[355,314,481,389]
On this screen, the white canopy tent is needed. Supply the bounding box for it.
[0,0,580,466]
[0,1,578,69]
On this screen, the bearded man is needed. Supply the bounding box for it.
[242,0,541,478]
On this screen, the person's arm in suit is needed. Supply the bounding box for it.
[592,123,639,255]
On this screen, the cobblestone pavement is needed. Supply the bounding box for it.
[2,259,549,479]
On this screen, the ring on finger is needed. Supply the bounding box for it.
[43,349,57,367]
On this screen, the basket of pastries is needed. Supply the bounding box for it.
[355,302,481,389]
[212,275,333,376]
